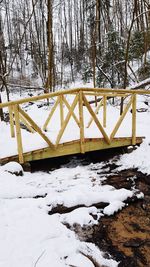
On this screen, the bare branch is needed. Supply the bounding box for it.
[8,0,39,76]
[33,250,45,267]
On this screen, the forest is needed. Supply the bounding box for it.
[0,0,150,98]
[1,2,150,266]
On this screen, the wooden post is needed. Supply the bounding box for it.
[13,104,24,163]
[59,95,64,128]
[103,95,107,128]
[79,91,85,153]
[8,106,15,138]
[132,94,136,145]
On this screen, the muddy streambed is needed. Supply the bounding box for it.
[90,166,150,267]
[31,150,150,267]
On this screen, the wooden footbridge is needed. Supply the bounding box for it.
[0,88,148,164]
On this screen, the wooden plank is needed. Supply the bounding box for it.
[103,95,107,127]
[79,91,85,153]
[76,88,150,95]
[87,98,103,128]
[110,98,132,141]
[13,105,24,163]
[19,114,35,133]
[1,137,143,164]
[8,106,15,138]
[1,87,150,109]
[55,94,79,147]
[0,89,80,108]
[18,106,55,149]
[132,94,136,145]
[59,95,64,128]
[62,96,80,126]
[84,93,130,97]
[43,97,59,131]
[83,94,110,144]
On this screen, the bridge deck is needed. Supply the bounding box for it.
[0,137,143,164]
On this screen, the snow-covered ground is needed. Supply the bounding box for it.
[0,159,143,267]
[0,91,150,267]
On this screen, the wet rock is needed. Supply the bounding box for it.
[49,202,108,215]
[22,162,31,172]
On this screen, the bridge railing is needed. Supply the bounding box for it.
[0,88,149,163]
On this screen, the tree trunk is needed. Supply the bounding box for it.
[47,0,54,92]
[0,93,4,121]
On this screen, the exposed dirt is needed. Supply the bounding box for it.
[88,167,150,267]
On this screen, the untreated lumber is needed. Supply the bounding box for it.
[55,94,79,147]
[0,88,150,109]
[0,137,143,164]
[87,98,103,128]
[8,106,15,137]
[59,95,64,128]
[103,95,107,127]
[18,106,55,149]
[62,95,80,126]
[110,97,132,141]
[13,105,24,163]
[43,97,59,131]
[83,94,110,144]
[79,91,85,153]
[132,94,136,145]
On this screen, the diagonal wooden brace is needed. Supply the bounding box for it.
[83,94,110,144]
[18,106,55,149]
[43,97,60,131]
[110,97,132,142]
[62,95,80,127]
[55,94,79,147]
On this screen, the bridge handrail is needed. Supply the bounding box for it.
[0,87,147,164]
[0,87,150,109]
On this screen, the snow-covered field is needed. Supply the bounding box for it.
[0,159,143,267]
[0,90,150,267]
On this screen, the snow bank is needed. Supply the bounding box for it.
[0,163,120,267]
[1,161,23,176]
[103,200,125,216]
[61,206,102,227]
[114,96,150,174]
